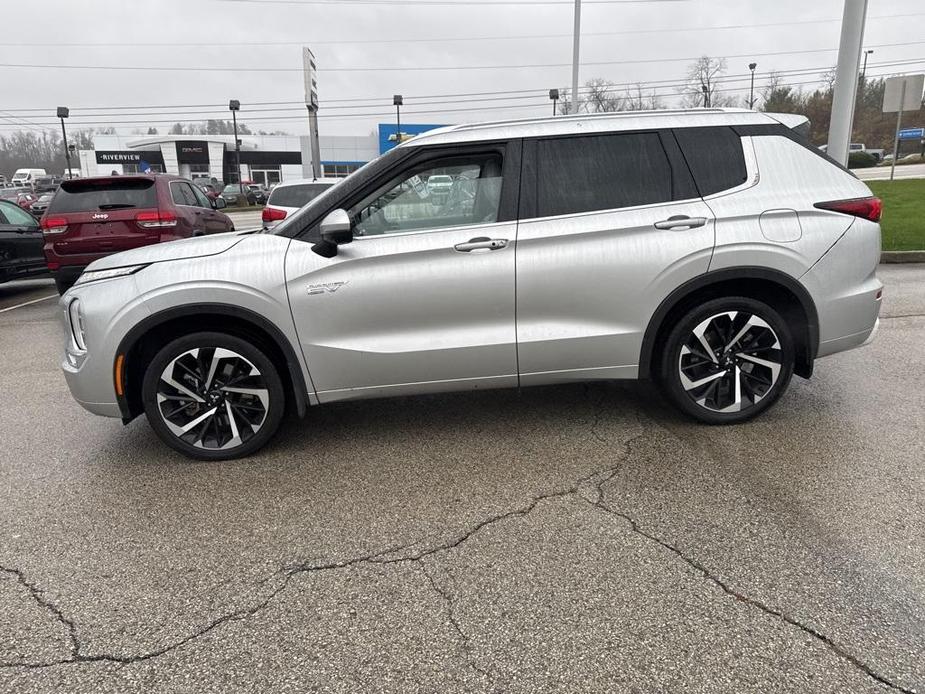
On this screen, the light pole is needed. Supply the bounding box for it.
[549,89,559,116]
[827,0,869,166]
[393,95,403,145]
[229,100,243,196]
[748,62,758,109]
[571,0,581,114]
[861,49,873,79]
[57,107,72,179]
[702,84,710,108]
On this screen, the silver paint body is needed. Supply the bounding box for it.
[59,108,882,418]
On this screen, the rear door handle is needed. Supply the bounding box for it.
[454,237,509,252]
[654,215,707,230]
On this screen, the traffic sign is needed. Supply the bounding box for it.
[898,127,925,141]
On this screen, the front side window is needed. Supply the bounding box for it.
[536,133,672,218]
[349,153,503,237]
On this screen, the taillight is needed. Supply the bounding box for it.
[262,206,287,222]
[814,197,882,222]
[135,210,177,228]
[41,216,68,234]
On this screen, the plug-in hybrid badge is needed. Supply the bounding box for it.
[307,281,347,296]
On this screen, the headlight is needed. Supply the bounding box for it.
[68,298,87,351]
[74,264,148,286]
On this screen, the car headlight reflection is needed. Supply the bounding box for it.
[74,264,148,286]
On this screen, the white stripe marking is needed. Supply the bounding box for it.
[0,294,57,314]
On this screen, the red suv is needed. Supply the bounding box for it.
[42,174,235,293]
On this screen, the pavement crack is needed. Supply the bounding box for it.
[579,480,917,694]
[419,562,492,680]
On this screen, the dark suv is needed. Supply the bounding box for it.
[42,174,234,293]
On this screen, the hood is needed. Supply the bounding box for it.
[87,231,247,271]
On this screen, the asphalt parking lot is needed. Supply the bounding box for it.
[0,266,923,693]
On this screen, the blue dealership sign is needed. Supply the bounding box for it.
[898,127,924,140]
[378,123,447,154]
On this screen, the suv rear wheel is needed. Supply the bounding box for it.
[141,332,285,459]
[658,297,794,424]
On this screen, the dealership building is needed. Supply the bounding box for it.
[77,123,444,186]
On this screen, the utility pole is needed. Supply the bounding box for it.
[229,100,243,196]
[57,107,72,179]
[571,0,581,114]
[393,94,403,144]
[862,49,873,79]
[549,89,559,116]
[827,0,869,166]
[702,84,710,108]
[748,62,757,109]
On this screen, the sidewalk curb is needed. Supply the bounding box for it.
[881,251,925,263]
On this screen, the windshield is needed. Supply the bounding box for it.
[222,185,240,194]
[267,183,334,209]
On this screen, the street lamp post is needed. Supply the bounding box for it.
[702,84,710,108]
[57,107,72,180]
[862,49,873,79]
[571,0,581,114]
[393,95,403,145]
[549,89,559,116]
[748,62,758,109]
[229,100,243,196]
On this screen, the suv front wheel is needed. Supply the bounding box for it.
[141,332,285,459]
[659,297,794,424]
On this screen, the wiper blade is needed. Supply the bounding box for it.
[98,203,136,210]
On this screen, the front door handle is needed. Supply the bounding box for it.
[454,237,509,252]
[654,215,707,230]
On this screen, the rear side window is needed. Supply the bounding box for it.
[269,183,333,208]
[536,133,672,217]
[673,127,747,196]
[48,179,157,213]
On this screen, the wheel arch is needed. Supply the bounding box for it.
[115,304,309,422]
[639,267,819,380]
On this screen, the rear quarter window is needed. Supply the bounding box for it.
[48,179,157,213]
[673,126,748,197]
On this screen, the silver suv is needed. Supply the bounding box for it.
[59,109,883,459]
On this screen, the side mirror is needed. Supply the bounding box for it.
[213,197,227,209]
[319,209,353,245]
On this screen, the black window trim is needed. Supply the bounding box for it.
[672,125,751,199]
[518,128,697,222]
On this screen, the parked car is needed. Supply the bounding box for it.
[0,190,38,211]
[58,108,883,460]
[33,176,64,194]
[425,174,454,200]
[261,178,339,230]
[246,183,269,205]
[42,174,233,294]
[30,192,55,217]
[220,183,245,206]
[10,168,46,187]
[198,184,221,201]
[0,199,46,284]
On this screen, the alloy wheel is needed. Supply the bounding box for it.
[677,310,783,413]
[155,347,270,450]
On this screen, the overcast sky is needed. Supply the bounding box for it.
[1,0,923,138]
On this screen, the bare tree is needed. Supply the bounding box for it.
[623,83,664,111]
[556,86,583,114]
[583,78,625,112]
[681,56,736,108]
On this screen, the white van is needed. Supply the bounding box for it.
[11,168,47,186]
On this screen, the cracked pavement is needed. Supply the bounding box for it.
[0,264,923,693]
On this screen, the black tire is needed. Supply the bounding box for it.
[658,297,794,424]
[142,331,285,460]
[54,275,74,295]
